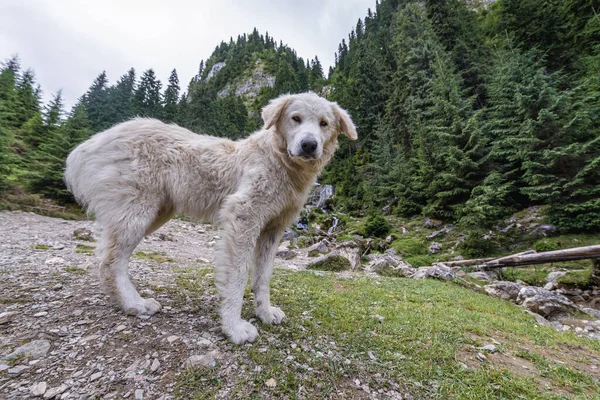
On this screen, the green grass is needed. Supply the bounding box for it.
[64,265,88,275]
[175,268,600,399]
[75,244,94,255]
[31,244,50,250]
[133,251,175,263]
[503,266,552,287]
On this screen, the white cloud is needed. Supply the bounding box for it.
[0,0,374,111]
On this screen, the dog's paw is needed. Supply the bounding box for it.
[123,298,161,316]
[224,320,259,344]
[256,306,286,325]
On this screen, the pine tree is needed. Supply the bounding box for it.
[81,71,110,132]
[106,68,136,125]
[163,69,180,122]
[132,69,163,118]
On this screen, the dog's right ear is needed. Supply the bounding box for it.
[262,95,292,130]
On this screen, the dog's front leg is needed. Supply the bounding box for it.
[214,196,262,344]
[252,226,286,324]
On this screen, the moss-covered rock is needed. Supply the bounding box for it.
[307,253,351,272]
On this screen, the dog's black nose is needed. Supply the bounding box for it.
[301,138,318,155]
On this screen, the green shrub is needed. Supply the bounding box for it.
[391,237,427,257]
[533,239,559,253]
[458,232,496,258]
[502,267,549,286]
[362,213,391,238]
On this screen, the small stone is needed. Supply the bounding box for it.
[45,257,66,266]
[31,382,47,396]
[134,389,144,400]
[73,227,94,241]
[184,350,221,368]
[0,363,9,372]
[0,311,18,324]
[90,371,102,381]
[368,351,376,360]
[116,325,127,332]
[72,309,83,317]
[6,339,51,359]
[265,378,277,388]
[34,311,49,317]
[44,384,68,399]
[476,352,487,362]
[481,344,497,353]
[167,335,179,343]
[52,284,63,291]
[8,365,28,375]
[150,358,160,372]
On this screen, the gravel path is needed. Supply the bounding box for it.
[0,211,306,399]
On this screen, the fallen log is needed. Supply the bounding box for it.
[442,257,497,268]
[479,245,600,270]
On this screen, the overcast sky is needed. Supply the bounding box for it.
[0,0,374,111]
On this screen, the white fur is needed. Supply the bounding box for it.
[64,92,357,344]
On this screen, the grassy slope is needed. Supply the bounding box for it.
[175,268,600,399]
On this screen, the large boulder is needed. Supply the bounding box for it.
[307,252,352,272]
[412,265,455,280]
[516,286,577,318]
[484,281,524,302]
[365,253,415,277]
[307,240,329,254]
[428,242,442,254]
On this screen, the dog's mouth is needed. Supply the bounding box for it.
[287,150,317,162]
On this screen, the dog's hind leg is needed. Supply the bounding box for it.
[252,224,286,324]
[98,207,162,316]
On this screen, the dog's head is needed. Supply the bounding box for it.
[262,93,357,164]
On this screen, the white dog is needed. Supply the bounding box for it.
[64,92,357,344]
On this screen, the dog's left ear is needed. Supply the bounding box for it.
[262,95,292,130]
[333,104,358,140]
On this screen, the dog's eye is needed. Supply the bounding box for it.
[292,116,301,123]
[320,121,328,127]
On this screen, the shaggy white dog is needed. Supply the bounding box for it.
[64,92,357,344]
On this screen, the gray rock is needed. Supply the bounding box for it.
[282,229,298,241]
[335,243,362,270]
[135,389,144,400]
[44,257,65,266]
[184,350,221,368]
[529,224,557,236]
[468,271,494,282]
[30,381,47,397]
[0,311,17,324]
[206,61,226,80]
[428,242,442,254]
[546,271,567,283]
[484,281,524,302]
[0,363,9,372]
[385,248,399,257]
[72,227,94,241]
[423,218,442,228]
[517,287,577,318]
[581,308,600,319]
[480,344,497,353]
[5,339,51,360]
[426,224,456,240]
[151,358,160,372]
[8,365,28,375]
[366,254,415,277]
[307,241,328,254]
[276,247,297,260]
[412,265,455,280]
[524,310,563,330]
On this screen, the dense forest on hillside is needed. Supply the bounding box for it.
[1,0,599,233]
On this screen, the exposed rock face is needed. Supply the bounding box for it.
[206,61,226,80]
[307,184,335,209]
[365,253,415,277]
[412,265,455,280]
[516,287,577,318]
[282,229,298,241]
[426,224,455,240]
[307,240,329,254]
[334,242,362,270]
[217,60,275,99]
[428,242,442,254]
[484,281,524,302]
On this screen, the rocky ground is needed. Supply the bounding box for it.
[1,210,599,399]
[0,211,314,399]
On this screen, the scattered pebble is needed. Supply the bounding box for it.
[265,378,277,388]
[30,382,47,397]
